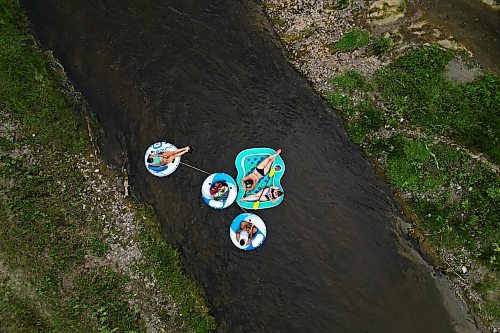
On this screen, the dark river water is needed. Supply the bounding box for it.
[23,1,478,332]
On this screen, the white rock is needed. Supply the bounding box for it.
[461,266,467,274]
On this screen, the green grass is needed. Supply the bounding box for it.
[345,101,385,144]
[330,28,370,52]
[0,1,215,332]
[301,25,317,38]
[377,45,500,163]
[328,70,374,93]
[371,35,394,56]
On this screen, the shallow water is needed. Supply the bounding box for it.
[419,0,500,73]
[23,1,475,331]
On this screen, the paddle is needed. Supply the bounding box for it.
[252,166,276,210]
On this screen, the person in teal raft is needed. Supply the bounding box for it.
[146,146,191,167]
[236,220,258,246]
[241,149,282,191]
[240,186,283,203]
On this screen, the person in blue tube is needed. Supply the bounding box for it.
[236,221,258,246]
[147,146,191,167]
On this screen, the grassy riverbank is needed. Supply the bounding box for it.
[262,0,498,329]
[0,1,215,332]
[325,45,499,327]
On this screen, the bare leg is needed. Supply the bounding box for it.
[256,149,281,175]
[167,146,190,159]
[240,188,269,202]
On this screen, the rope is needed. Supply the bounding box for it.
[179,161,211,175]
[180,160,249,213]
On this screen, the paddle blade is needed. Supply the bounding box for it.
[252,201,260,209]
[270,168,276,177]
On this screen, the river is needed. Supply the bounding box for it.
[23,0,478,331]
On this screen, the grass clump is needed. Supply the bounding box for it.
[329,70,374,92]
[377,45,500,163]
[371,35,394,56]
[330,28,370,52]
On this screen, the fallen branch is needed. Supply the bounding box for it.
[84,114,100,156]
[425,144,440,170]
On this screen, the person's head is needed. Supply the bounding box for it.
[276,190,284,197]
[147,156,153,163]
[244,179,253,188]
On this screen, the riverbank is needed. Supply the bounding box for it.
[261,0,499,331]
[0,2,215,332]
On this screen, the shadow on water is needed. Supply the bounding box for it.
[23,0,477,331]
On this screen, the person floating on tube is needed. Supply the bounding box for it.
[146,146,191,167]
[236,221,258,246]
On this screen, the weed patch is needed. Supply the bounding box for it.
[330,28,370,52]
[377,45,500,163]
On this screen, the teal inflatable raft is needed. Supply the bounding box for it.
[235,147,285,210]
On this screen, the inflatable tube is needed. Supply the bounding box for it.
[229,213,267,250]
[235,148,285,210]
[201,173,237,209]
[144,142,181,177]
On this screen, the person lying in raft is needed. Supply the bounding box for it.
[241,149,282,191]
[236,221,258,247]
[240,186,283,203]
[147,146,191,167]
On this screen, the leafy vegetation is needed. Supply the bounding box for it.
[377,45,500,163]
[371,35,394,56]
[330,28,370,52]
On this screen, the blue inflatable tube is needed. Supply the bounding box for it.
[144,142,181,177]
[229,213,267,250]
[201,173,237,209]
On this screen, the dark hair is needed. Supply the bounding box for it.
[244,179,253,188]
[240,239,245,246]
[276,190,283,197]
[147,157,153,163]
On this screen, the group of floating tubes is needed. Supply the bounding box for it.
[144,142,285,250]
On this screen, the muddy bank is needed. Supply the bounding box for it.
[23,0,482,331]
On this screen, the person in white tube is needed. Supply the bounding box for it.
[235,220,258,246]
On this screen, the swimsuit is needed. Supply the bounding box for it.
[152,156,162,164]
